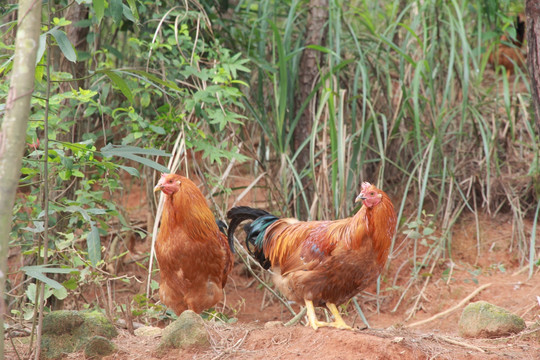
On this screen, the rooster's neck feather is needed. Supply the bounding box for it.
[363,195,397,265]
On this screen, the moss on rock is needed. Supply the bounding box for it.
[84,335,116,359]
[158,310,209,353]
[459,301,525,338]
[41,310,118,359]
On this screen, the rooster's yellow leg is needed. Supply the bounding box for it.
[325,303,352,330]
[304,300,352,330]
[304,299,321,330]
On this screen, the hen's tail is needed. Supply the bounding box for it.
[226,206,279,269]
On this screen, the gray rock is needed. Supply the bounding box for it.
[158,310,209,352]
[41,310,118,359]
[84,335,116,359]
[134,325,163,337]
[459,301,525,338]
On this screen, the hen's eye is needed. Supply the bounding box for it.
[370,192,375,196]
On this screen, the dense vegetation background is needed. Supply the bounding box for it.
[1,0,538,357]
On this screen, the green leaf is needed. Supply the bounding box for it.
[87,224,101,267]
[21,265,79,274]
[36,33,46,65]
[423,227,435,236]
[122,4,136,22]
[26,283,56,304]
[141,92,150,107]
[125,0,139,20]
[117,165,140,177]
[20,266,78,290]
[20,167,39,175]
[49,28,76,62]
[128,69,183,92]
[103,70,133,104]
[305,44,332,54]
[64,205,91,221]
[63,277,78,290]
[100,144,171,173]
[101,143,170,157]
[86,208,107,215]
[72,170,85,178]
[92,0,105,23]
[53,286,68,300]
[59,169,72,180]
[405,229,422,240]
[110,0,123,23]
[25,283,37,302]
[21,221,45,233]
[149,124,166,135]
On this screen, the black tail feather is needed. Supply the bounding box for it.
[227,206,277,269]
[215,219,233,253]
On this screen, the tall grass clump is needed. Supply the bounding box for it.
[219,0,538,306]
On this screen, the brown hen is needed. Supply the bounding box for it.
[154,173,233,315]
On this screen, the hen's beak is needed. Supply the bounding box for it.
[355,193,366,203]
[153,184,163,193]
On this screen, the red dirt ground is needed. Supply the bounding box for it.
[5,174,540,360]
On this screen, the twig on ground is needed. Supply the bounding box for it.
[284,307,307,327]
[406,283,492,328]
[434,334,486,353]
[210,329,251,360]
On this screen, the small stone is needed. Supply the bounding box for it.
[264,321,283,329]
[459,301,525,338]
[84,336,116,359]
[134,326,163,337]
[158,310,209,352]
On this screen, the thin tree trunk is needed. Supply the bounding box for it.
[0,1,43,358]
[293,0,328,218]
[526,0,540,135]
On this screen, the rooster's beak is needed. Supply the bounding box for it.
[355,193,366,203]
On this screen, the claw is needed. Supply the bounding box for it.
[325,303,352,330]
[303,300,353,330]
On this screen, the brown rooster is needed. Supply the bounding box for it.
[154,173,234,315]
[227,182,397,330]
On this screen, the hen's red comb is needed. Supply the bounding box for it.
[361,182,372,192]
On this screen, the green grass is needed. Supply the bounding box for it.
[222,0,538,314]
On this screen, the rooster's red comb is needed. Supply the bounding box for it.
[361,182,372,192]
